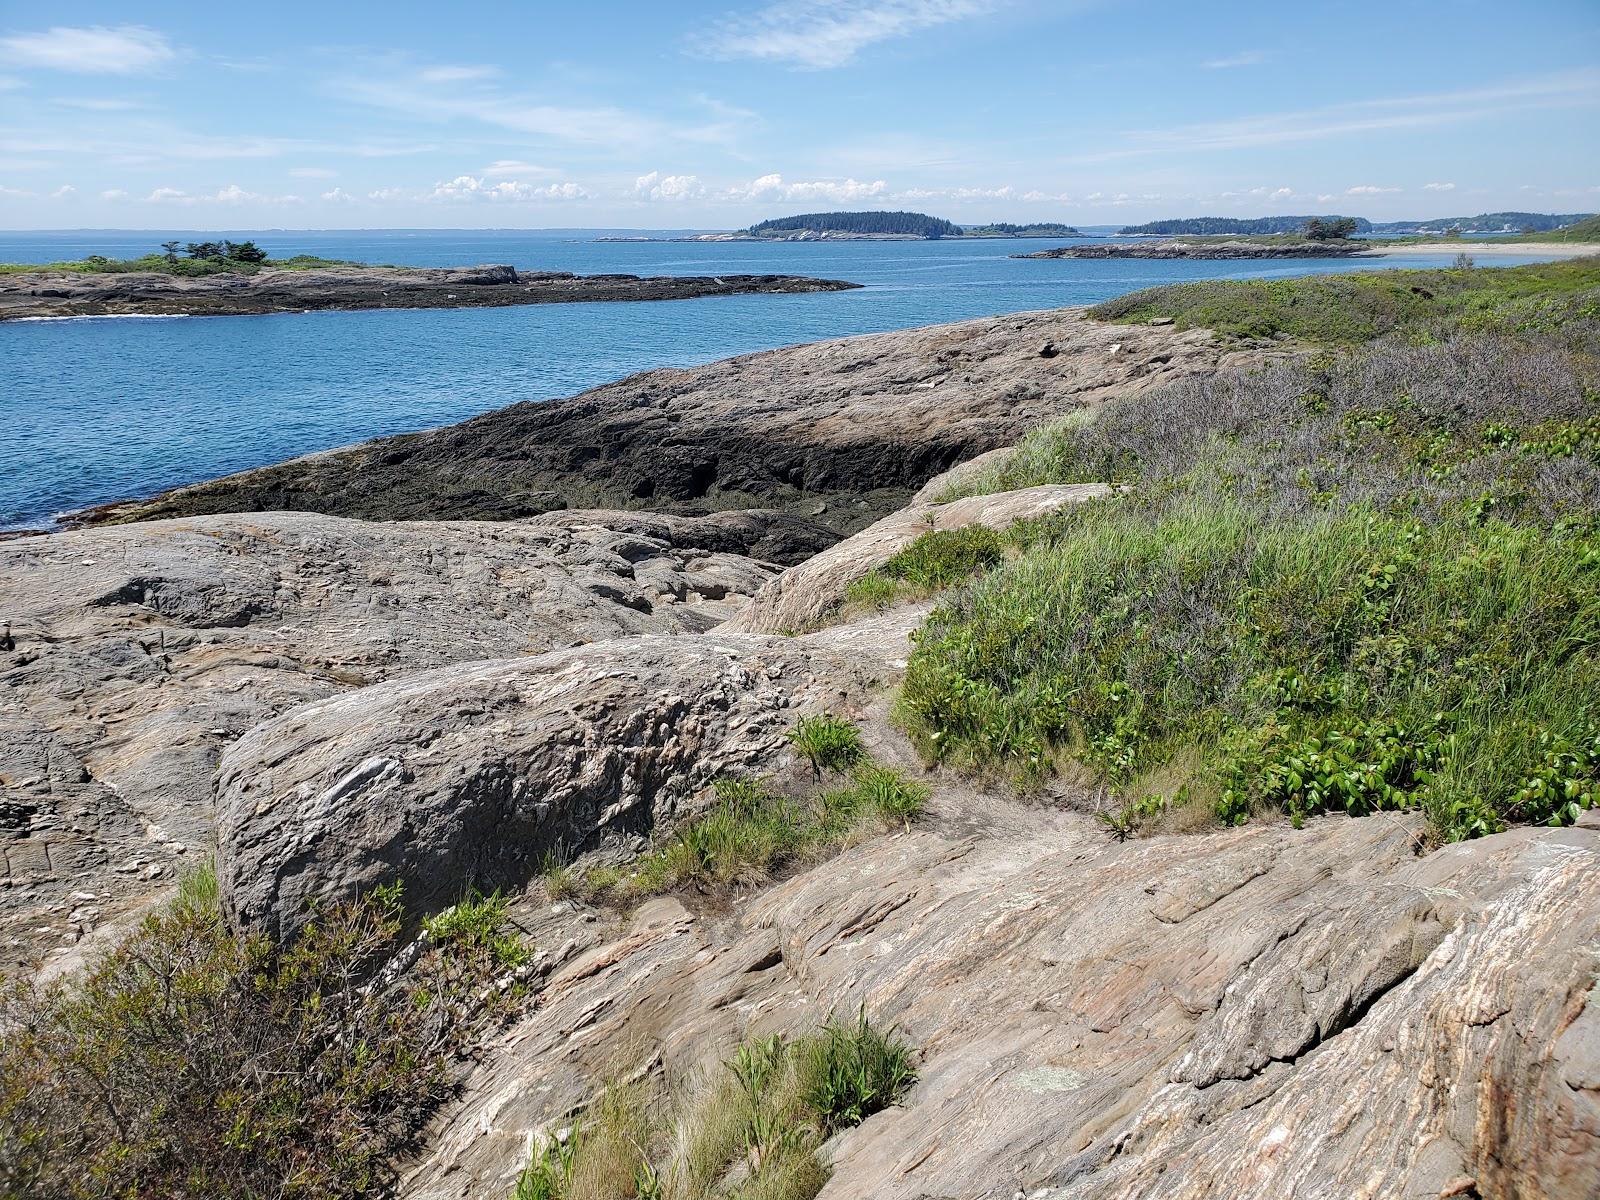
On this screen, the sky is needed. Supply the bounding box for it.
[0,0,1596,230]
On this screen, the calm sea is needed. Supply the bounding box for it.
[0,229,1572,529]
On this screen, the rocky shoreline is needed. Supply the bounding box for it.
[69,307,1290,533]
[0,263,859,320]
[5,300,1596,1197]
[1015,238,1375,260]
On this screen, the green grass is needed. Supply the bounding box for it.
[1,872,531,1199]
[898,328,1600,843]
[786,714,867,779]
[565,761,928,907]
[1087,257,1600,345]
[512,1014,914,1200]
[0,253,362,276]
[844,526,1010,614]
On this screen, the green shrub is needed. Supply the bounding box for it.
[1087,258,1600,347]
[424,890,532,970]
[0,867,530,1199]
[786,715,866,779]
[843,527,1009,614]
[796,1010,917,1136]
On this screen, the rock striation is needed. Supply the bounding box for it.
[0,509,802,967]
[77,308,1290,533]
[0,264,858,320]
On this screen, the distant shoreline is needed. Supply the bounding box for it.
[1364,240,1600,258]
[0,263,861,321]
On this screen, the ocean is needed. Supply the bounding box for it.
[0,229,1573,529]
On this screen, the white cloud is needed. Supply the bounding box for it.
[428,174,591,202]
[290,166,338,179]
[1424,181,1457,191]
[321,187,356,203]
[636,171,708,201]
[1202,50,1265,69]
[100,188,127,200]
[418,64,502,83]
[142,182,301,205]
[48,183,75,198]
[1346,184,1399,195]
[732,172,888,203]
[694,0,999,69]
[0,25,175,75]
[368,187,410,202]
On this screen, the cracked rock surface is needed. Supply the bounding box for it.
[0,509,794,967]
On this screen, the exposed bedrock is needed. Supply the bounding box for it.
[393,797,1600,1199]
[214,633,881,942]
[79,309,1290,533]
[0,509,801,967]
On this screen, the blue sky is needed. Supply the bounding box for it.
[0,0,1596,229]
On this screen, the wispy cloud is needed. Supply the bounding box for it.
[418,64,501,83]
[482,159,560,178]
[692,0,999,69]
[1201,50,1266,69]
[1079,69,1600,161]
[329,64,747,151]
[1346,184,1399,195]
[289,166,338,179]
[0,25,175,75]
[143,183,302,205]
[1424,181,1456,191]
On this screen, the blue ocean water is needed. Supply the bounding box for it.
[0,229,1575,528]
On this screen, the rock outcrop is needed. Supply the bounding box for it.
[215,634,878,942]
[395,793,1600,1200]
[0,509,798,966]
[76,309,1291,533]
[0,264,859,321]
[726,483,1111,634]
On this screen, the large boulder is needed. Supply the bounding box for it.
[215,634,877,942]
[725,483,1111,634]
[0,511,786,967]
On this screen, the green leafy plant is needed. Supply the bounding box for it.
[786,715,866,780]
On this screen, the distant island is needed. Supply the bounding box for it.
[1017,236,1373,261]
[666,210,1082,242]
[1118,215,1373,236]
[0,242,860,320]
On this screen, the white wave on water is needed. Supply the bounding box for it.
[11,312,195,322]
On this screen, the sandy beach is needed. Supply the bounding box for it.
[1371,239,1600,257]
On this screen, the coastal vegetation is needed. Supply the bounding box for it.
[901,260,1600,843]
[1118,215,1371,236]
[745,210,961,238]
[512,1011,915,1200]
[959,222,1082,237]
[0,241,359,277]
[1087,257,1600,345]
[0,865,530,1200]
[544,718,928,907]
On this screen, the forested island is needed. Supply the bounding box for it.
[679,210,1081,241]
[1118,215,1373,236]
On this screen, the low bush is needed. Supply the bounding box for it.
[0,864,529,1200]
[512,1015,914,1200]
[1087,257,1600,348]
[844,526,1008,612]
[900,330,1600,843]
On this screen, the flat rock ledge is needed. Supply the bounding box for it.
[0,263,860,320]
